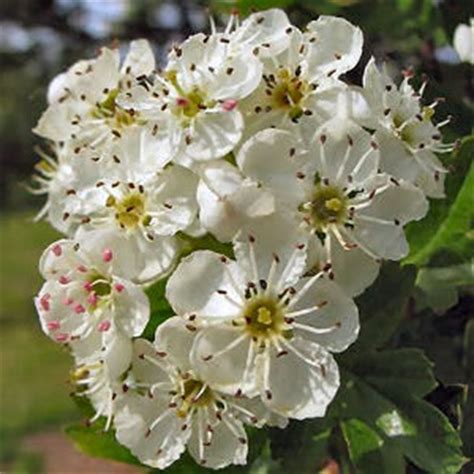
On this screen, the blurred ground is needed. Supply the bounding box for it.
[0,211,140,473]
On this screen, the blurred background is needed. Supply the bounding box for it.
[0,0,472,472]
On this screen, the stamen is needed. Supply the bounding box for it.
[202,334,247,361]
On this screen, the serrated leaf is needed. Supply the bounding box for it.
[339,418,406,472]
[405,136,474,267]
[332,366,465,474]
[65,421,141,467]
[345,349,437,398]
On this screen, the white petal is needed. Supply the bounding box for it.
[352,176,428,260]
[130,338,171,387]
[233,214,308,290]
[310,122,379,186]
[188,412,247,468]
[237,128,310,208]
[191,325,256,395]
[211,54,262,101]
[232,9,292,57]
[33,104,74,141]
[291,277,359,352]
[197,161,275,242]
[414,151,447,198]
[186,109,244,161]
[166,250,245,319]
[114,392,188,469]
[305,16,363,81]
[154,317,196,372]
[122,39,155,77]
[113,277,150,337]
[259,339,339,419]
[39,239,84,280]
[376,129,419,182]
[307,236,380,297]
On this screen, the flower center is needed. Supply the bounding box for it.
[176,378,214,418]
[302,184,348,230]
[166,70,214,120]
[270,68,309,120]
[107,192,148,230]
[87,272,112,297]
[92,88,137,128]
[243,296,287,339]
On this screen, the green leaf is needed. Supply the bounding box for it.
[269,419,333,473]
[65,421,141,467]
[345,349,437,398]
[334,367,465,474]
[340,419,383,464]
[416,263,474,313]
[349,262,416,351]
[405,136,474,267]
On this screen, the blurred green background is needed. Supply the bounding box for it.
[0,0,472,472]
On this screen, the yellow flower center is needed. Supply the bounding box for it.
[270,68,309,120]
[243,296,288,339]
[303,185,348,230]
[176,379,214,418]
[92,88,137,128]
[107,192,148,230]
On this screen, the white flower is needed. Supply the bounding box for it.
[34,229,150,346]
[165,216,358,419]
[71,331,133,431]
[34,40,155,153]
[196,160,275,242]
[62,128,199,281]
[239,16,363,141]
[117,31,263,166]
[353,58,452,198]
[236,125,429,296]
[114,318,274,469]
[453,21,474,65]
[28,143,103,236]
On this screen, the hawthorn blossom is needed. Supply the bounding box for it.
[165,217,358,419]
[34,40,155,154]
[352,58,452,198]
[60,129,198,281]
[114,318,277,469]
[71,331,133,431]
[239,16,363,141]
[34,230,149,346]
[117,36,261,166]
[28,142,100,235]
[236,125,429,296]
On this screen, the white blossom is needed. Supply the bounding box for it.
[166,217,358,419]
[114,318,278,469]
[34,230,150,346]
[352,58,453,198]
[34,40,155,154]
[71,331,133,431]
[239,16,363,141]
[236,125,429,296]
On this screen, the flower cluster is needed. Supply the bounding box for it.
[33,9,450,470]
